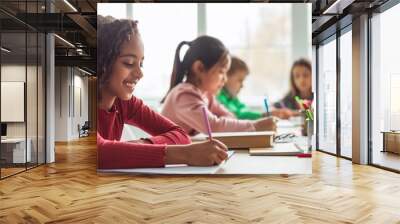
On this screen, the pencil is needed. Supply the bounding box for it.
[201,106,213,140]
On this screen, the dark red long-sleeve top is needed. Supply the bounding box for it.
[97,96,191,169]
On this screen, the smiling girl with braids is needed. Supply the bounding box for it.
[97,16,228,169]
[161,36,277,136]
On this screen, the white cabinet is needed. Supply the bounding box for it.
[1,138,32,164]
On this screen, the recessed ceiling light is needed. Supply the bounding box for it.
[322,0,354,15]
[77,67,92,76]
[63,0,78,12]
[54,34,75,48]
[1,47,11,53]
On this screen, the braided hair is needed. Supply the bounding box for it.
[97,15,140,99]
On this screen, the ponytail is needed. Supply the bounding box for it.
[161,41,191,103]
[161,36,229,103]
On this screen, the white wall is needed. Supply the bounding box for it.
[72,72,89,138]
[292,3,312,62]
[55,66,69,141]
[54,67,89,141]
[1,64,46,163]
[1,65,31,138]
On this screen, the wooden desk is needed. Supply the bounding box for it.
[382,131,400,154]
[99,136,312,175]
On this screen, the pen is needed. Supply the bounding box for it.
[297,153,312,158]
[264,98,270,116]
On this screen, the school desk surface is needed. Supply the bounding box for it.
[1,135,400,223]
[107,121,312,175]
[98,147,311,175]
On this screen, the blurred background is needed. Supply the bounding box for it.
[98,3,312,109]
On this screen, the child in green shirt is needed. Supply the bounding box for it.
[217,56,294,120]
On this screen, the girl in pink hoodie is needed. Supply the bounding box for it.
[161,36,276,136]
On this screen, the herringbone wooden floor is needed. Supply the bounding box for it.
[1,135,400,224]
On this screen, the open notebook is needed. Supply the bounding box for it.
[97,151,235,174]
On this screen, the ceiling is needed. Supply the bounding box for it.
[0,0,393,75]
